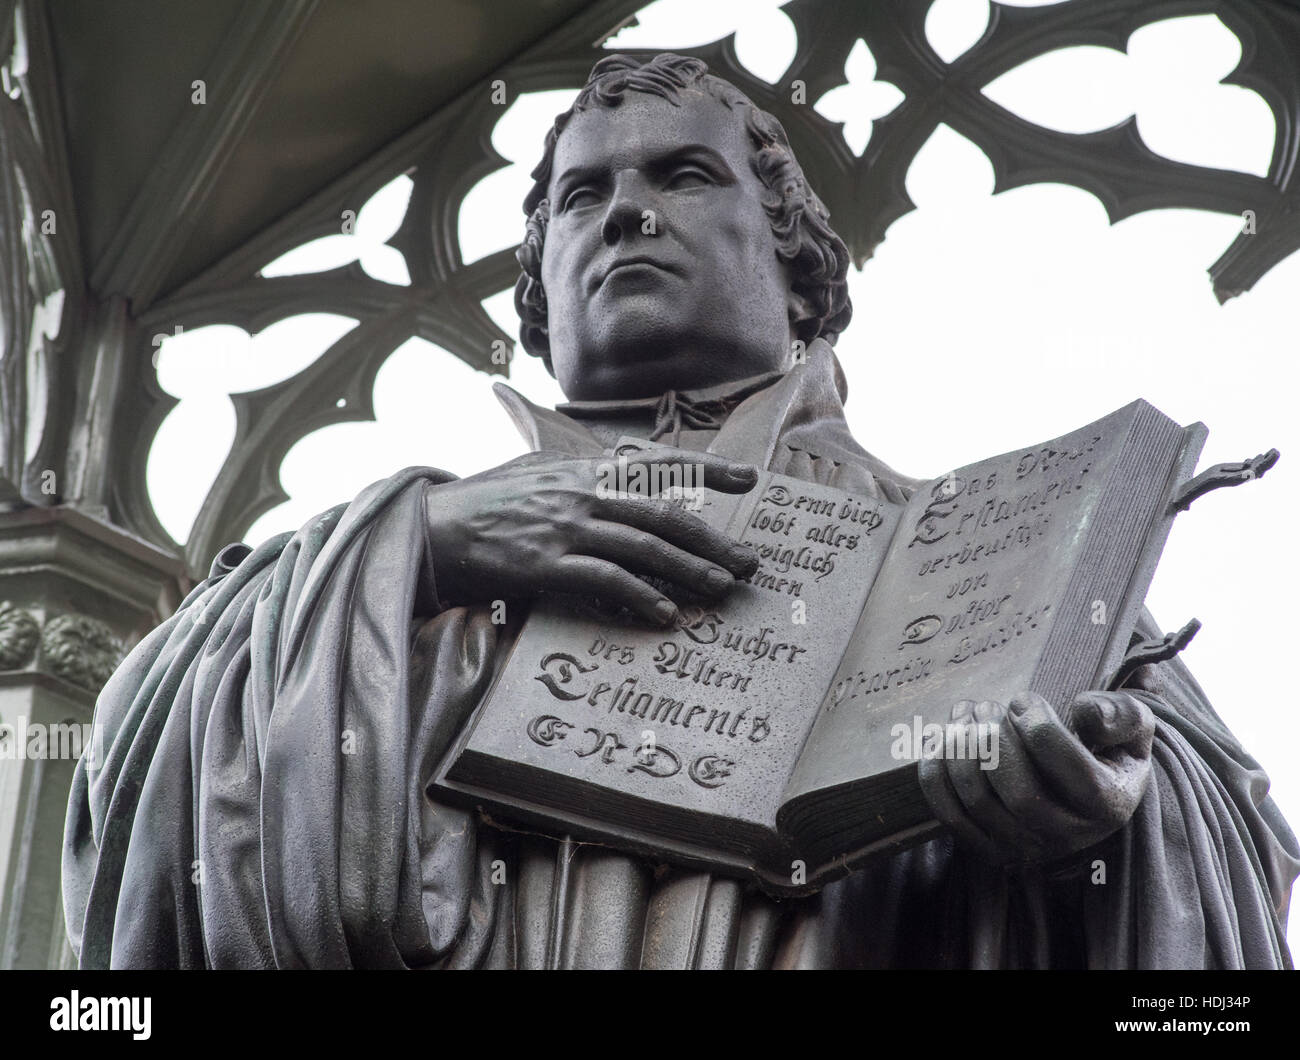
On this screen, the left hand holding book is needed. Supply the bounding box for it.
[917,689,1156,866]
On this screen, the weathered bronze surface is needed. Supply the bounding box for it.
[62,54,1298,969]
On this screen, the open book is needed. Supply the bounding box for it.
[431,400,1209,893]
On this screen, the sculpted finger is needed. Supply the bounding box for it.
[594,495,758,577]
[977,699,1099,851]
[622,447,759,495]
[1009,693,1150,829]
[1006,692,1114,814]
[918,753,1005,866]
[944,712,1027,855]
[1069,693,1155,815]
[576,523,736,598]
[1068,691,1155,759]
[544,556,678,627]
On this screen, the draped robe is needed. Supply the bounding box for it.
[62,344,1299,968]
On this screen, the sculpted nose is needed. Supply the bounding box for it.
[601,174,648,247]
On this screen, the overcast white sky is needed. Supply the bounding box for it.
[149,0,1299,951]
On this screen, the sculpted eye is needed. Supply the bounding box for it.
[664,168,711,191]
[562,187,602,212]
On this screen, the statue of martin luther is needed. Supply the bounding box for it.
[63,53,1298,969]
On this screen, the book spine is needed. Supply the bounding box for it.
[1030,406,1202,709]
[1089,421,1207,691]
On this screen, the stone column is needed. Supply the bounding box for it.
[0,504,186,969]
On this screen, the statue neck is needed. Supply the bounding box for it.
[555,369,786,449]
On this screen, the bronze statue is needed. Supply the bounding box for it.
[63,54,1298,968]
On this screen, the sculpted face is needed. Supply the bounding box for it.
[541,91,798,401]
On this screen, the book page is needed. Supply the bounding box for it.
[446,467,902,836]
[781,401,1169,809]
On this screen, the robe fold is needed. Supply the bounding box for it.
[63,345,1298,968]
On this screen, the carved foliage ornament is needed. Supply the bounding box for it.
[40,613,122,691]
[0,599,39,669]
[0,600,122,691]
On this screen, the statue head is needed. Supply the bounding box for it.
[514,53,852,401]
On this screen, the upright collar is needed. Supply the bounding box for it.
[555,369,786,421]
[491,338,921,499]
[556,369,786,448]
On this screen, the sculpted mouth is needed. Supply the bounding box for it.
[597,256,678,287]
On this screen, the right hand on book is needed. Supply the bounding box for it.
[422,448,760,625]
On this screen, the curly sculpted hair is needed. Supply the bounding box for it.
[513,53,853,373]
